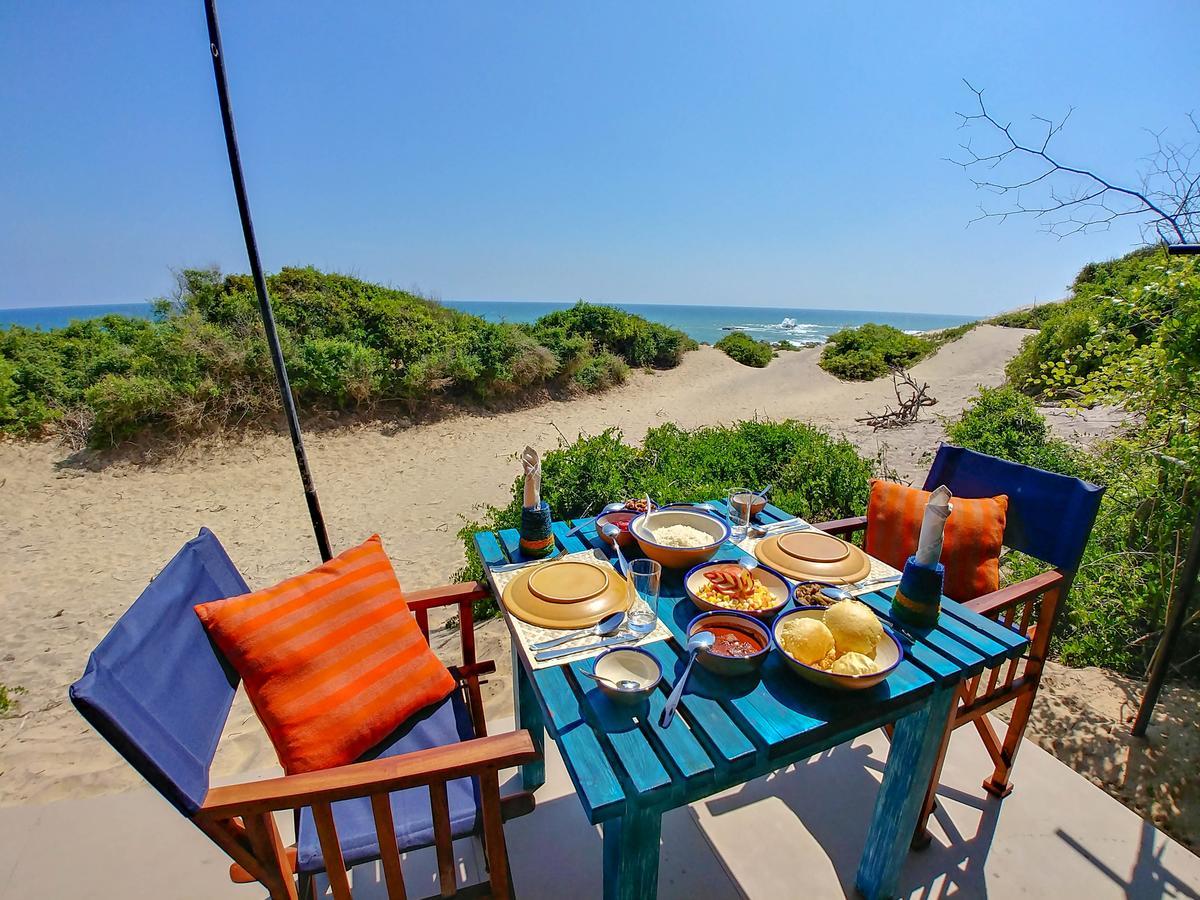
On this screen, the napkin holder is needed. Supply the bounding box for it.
[519,501,554,558]
[890,555,944,628]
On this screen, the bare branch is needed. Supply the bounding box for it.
[949,81,1198,244]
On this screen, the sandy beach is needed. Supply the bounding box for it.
[3,323,1195,850]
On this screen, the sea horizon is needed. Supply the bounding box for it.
[0,299,976,346]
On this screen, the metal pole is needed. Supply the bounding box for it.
[1131,241,1200,736]
[203,0,333,562]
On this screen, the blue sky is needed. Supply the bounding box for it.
[2,2,1197,314]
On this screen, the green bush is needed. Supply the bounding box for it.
[947,387,1196,676]
[989,304,1065,329]
[946,386,1082,477]
[530,302,696,369]
[819,323,933,380]
[456,419,877,589]
[0,270,698,445]
[715,331,774,367]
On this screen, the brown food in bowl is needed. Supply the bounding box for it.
[707,624,767,658]
[794,582,835,607]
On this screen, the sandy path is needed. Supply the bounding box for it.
[0,325,1030,804]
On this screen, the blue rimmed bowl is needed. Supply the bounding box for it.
[687,610,771,677]
[591,647,662,705]
[684,561,793,620]
[629,508,731,570]
[771,606,903,691]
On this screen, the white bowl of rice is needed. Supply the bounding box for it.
[629,508,731,569]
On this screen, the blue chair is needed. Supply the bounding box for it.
[70,528,538,899]
[814,444,1104,846]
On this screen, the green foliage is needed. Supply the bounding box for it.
[819,323,934,380]
[947,386,1082,477]
[0,270,697,445]
[530,302,696,369]
[989,303,1065,329]
[0,684,24,715]
[948,386,1197,677]
[714,331,774,367]
[456,419,877,590]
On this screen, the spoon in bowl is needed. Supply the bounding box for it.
[529,611,626,651]
[659,630,716,728]
[582,670,642,692]
[601,523,631,576]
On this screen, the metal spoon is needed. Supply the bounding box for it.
[529,611,626,651]
[659,631,716,728]
[601,523,630,576]
[583,670,642,692]
[565,502,627,537]
[738,556,759,574]
[754,484,773,499]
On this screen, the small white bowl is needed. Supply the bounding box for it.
[591,647,663,704]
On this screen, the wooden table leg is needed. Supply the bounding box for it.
[602,806,662,900]
[856,685,957,900]
[513,644,546,791]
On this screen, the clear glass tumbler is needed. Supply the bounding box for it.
[627,558,662,634]
[728,487,755,542]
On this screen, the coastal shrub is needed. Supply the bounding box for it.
[989,303,1064,329]
[946,386,1082,477]
[456,419,877,591]
[819,323,932,381]
[714,331,774,367]
[0,269,698,445]
[530,302,697,369]
[947,387,1198,677]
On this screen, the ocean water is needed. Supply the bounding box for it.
[2,299,975,345]
[445,300,975,345]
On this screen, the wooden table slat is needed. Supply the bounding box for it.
[939,595,1028,652]
[853,591,983,680]
[635,640,759,770]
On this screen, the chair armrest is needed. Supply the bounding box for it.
[811,515,868,537]
[407,581,492,611]
[963,570,1065,619]
[198,730,539,819]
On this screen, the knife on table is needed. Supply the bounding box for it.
[534,632,636,662]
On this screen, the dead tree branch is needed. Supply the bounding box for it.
[856,370,938,430]
[948,80,1198,244]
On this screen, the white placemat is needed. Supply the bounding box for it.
[736,524,903,595]
[487,549,674,670]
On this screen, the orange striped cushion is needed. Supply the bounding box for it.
[194,535,454,774]
[865,480,1008,602]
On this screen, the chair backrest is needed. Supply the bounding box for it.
[70,528,248,816]
[922,444,1105,573]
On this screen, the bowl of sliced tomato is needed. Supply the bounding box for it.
[683,560,792,620]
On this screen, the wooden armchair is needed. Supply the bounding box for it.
[70,529,539,900]
[813,445,1103,847]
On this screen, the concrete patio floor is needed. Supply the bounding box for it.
[2,717,1198,899]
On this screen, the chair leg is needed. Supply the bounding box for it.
[983,686,1037,798]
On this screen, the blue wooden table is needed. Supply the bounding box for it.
[474,503,1028,900]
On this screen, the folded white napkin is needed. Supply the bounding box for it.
[915,485,953,567]
[521,446,541,508]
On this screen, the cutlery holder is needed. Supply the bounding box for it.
[890,555,944,628]
[519,501,554,558]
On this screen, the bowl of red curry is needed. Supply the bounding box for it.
[687,611,770,676]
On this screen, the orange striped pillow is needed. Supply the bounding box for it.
[865,480,1008,602]
[194,535,454,774]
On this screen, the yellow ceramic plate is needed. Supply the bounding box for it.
[502,559,629,629]
[754,530,872,584]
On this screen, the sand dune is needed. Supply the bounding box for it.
[0,325,1032,805]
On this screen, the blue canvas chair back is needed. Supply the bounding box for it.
[923,444,1104,573]
[69,528,247,817]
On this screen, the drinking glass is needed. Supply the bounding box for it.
[728,487,755,542]
[627,558,662,634]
